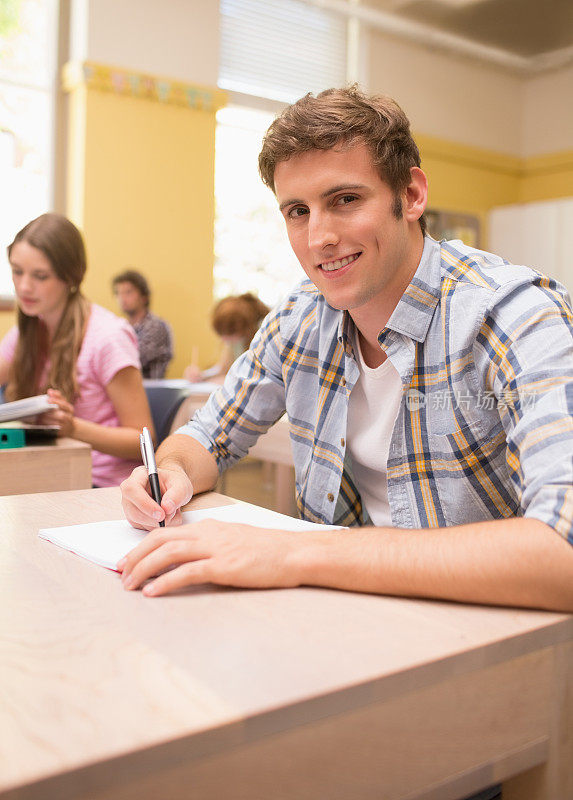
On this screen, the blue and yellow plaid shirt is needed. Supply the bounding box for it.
[180,236,573,546]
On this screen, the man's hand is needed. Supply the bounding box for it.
[117,520,305,596]
[120,465,194,530]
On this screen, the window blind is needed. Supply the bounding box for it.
[219,0,348,104]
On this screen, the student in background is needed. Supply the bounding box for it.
[0,213,154,487]
[183,292,269,383]
[112,269,173,378]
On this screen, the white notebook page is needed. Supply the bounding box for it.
[38,503,340,571]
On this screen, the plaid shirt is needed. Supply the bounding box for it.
[133,312,173,379]
[180,236,573,545]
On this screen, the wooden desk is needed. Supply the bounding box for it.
[2,487,572,800]
[169,390,214,432]
[0,437,91,495]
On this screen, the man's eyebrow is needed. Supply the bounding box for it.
[279,198,301,211]
[322,183,366,198]
[279,184,367,211]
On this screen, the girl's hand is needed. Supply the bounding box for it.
[39,388,76,437]
[183,364,203,383]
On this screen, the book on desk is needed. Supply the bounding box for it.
[0,394,59,448]
[0,422,59,448]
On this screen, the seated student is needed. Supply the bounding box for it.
[112,269,173,378]
[119,86,573,618]
[0,213,154,488]
[183,293,269,383]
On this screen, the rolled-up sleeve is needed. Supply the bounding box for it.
[476,275,573,545]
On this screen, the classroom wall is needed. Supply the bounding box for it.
[368,28,573,239]
[369,30,524,156]
[522,63,573,157]
[1,3,571,349]
[0,0,224,363]
[65,0,223,376]
[71,0,219,86]
[63,63,225,376]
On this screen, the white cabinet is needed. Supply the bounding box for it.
[488,197,573,297]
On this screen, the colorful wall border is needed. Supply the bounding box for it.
[62,61,227,113]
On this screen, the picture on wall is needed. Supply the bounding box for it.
[425,209,481,248]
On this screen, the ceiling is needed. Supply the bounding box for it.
[301,0,571,74]
[363,0,573,61]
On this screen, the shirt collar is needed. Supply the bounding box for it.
[133,310,150,329]
[384,235,442,343]
[336,235,442,350]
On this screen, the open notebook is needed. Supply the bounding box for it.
[38,503,340,571]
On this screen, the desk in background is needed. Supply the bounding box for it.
[167,385,296,515]
[0,437,91,495]
[249,415,295,515]
[2,486,572,799]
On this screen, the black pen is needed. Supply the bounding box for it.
[139,426,165,527]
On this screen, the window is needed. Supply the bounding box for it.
[214,105,303,307]
[0,0,57,296]
[216,0,355,306]
[219,0,347,104]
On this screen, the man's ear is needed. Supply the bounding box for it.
[403,167,428,224]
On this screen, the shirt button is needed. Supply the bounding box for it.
[340,438,345,447]
[327,493,334,502]
[341,377,346,386]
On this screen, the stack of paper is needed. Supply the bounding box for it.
[0,394,56,422]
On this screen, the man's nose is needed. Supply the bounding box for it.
[307,211,339,252]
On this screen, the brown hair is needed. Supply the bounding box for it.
[212,293,270,346]
[258,85,426,235]
[112,269,151,308]
[5,213,90,402]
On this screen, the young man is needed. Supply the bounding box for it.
[112,269,173,378]
[119,87,573,613]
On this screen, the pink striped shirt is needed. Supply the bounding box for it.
[0,304,141,487]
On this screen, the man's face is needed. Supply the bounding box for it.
[274,142,424,328]
[114,281,146,316]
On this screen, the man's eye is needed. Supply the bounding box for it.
[288,207,308,218]
[338,194,356,205]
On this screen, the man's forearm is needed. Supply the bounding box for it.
[293,517,573,612]
[156,433,219,495]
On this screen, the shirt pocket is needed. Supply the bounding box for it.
[425,419,517,526]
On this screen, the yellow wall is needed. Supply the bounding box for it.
[416,135,522,246]
[519,151,573,204]
[63,62,226,377]
[0,307,15,341]
[414,135,572,247]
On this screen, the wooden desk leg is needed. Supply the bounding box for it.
[262,462,274,488]
[503,640,573,800]
[274,464,296,517]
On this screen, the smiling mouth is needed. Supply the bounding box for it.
[319,252,361,272]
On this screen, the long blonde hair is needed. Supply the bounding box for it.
[5,213,90,402]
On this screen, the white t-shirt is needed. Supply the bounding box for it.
[346,332,402,527]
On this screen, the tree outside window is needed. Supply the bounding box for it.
[0,0,55,296]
